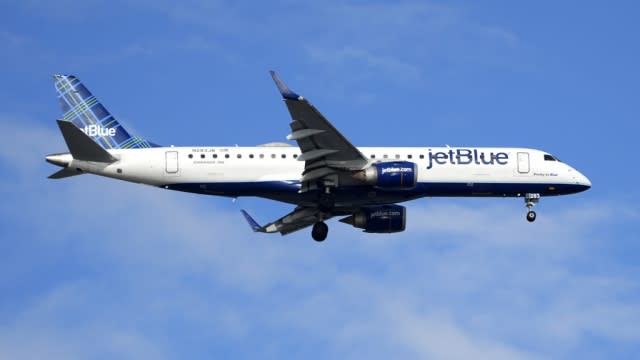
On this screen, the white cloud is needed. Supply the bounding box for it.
[1,119,638,359]
[0,30,30,47]
[306,46,421,80]
[482,26,520,47]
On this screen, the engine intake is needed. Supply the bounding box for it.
[354,161,417,189]
[340,205,406,233]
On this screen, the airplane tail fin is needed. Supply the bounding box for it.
[53,74,157,149]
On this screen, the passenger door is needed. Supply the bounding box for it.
[517,152,530,174]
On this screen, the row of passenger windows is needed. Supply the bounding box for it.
[189,153,299,159]
[188,153,429,160]
[188,153,561,161]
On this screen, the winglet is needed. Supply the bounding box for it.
[241,210,265,233]
[269,71,302,101]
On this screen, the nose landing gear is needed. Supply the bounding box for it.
[526,210,537,222]
[525,193,540,222]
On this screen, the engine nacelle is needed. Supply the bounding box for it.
[354,161,417,189]
[340,205,406,233]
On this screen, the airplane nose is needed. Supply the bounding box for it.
[576,170,592,189]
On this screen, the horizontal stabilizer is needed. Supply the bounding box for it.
[57,120,117,163]
[48,168,82,179]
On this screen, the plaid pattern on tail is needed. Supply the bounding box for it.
[53,75,153,149]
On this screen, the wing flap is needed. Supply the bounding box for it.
[301,167,335,182]
[286,128,326,141]
[297,149,339,162]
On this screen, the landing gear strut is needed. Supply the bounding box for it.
[525,193,540,222]
[311,222,328,242]
[318,186,335,211]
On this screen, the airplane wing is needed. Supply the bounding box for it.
[247,72,367,236]
[241,207,331,235]
[270,71,369,191]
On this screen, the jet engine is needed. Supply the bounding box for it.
[353,161,417,189]
[340,205,406,233]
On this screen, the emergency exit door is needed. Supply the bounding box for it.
[165,151,179,174]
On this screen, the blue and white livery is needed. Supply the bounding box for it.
[45,72,591,241]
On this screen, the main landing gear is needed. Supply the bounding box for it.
[312,222,328,242]
[525,193,540,222]
[312,186,333,241]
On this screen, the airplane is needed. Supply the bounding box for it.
[45,71,591,242]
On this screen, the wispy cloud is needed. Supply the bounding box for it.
[1,119,638,359]
[306,46,421,81]
[482,26,520,48]
[0,30,29,47]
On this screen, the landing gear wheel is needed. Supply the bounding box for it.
[526,210,537,222]
[524,193,540,223]
[311,222,328,242]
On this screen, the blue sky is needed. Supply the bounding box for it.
[1,1,639,359]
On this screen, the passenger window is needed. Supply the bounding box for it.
[259,154,264,159]
[188,154,193,159]
[395,154,400,159]
[200,154,205,159]
[213,154,217,159]
[407,154,413,159]
[225,154,230,159]
[419,155,424,159]
[371,154,376,159]
[383,154,388,159]
[237,154,242,159]
[271,154,276,159]
[281,154,286,159]
[293,154,298,159]
[249,154,254,159]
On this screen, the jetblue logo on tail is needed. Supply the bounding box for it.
[81,125,116,137]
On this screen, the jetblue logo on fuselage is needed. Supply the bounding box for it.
[81,124,116,137]
[426,149,508,169]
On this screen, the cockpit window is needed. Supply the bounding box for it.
[544,154,561,162]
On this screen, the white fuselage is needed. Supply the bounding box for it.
[53,145,591,207]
